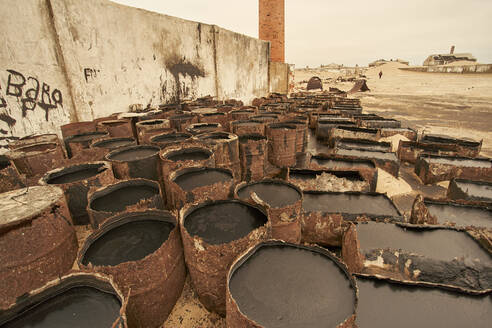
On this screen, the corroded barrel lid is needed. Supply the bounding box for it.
[0,185,64,229]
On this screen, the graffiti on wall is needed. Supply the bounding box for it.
[84,68,100,82]
[1,69,63,122]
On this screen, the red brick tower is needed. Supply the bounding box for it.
[259,0,285,63]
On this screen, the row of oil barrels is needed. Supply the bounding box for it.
[1,174,361,327]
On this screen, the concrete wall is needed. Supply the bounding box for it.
[400,64,492,74]
[0,0,272,149]
[0,0,74,148]
[269,62,289,94]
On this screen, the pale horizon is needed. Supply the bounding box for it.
[112,0,492,67]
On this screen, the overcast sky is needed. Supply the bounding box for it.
[112,0,492,67]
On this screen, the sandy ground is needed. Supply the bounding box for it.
[295,62,492,156]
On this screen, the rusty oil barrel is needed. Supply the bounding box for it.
[226,241,357,328]
[61,121,97,140]
[97,120,134,138]
[283,119,308,153]
[40,162,115,225]
[238,134,267,182]
[230,109,256,121]
[79,210,185,328]
[90,137,137,151]
[169,113,198,132]
[266,123,297,168]
[199,112,229,127]
[168,167,234,210]
[7,133,60,150]
[230,120,265,136]
[0,186,78,308]
[179,199,270,315]
[87,179,165,229]
[185,122,222,135]
[195,131,241,181]
[65,131,109,158]
[135,119,172,144]
[106,145,161,181]
[0,272,128,327]
[150,131,192,150]
[7,142,65,177]
[159,143,215,180]
[235,179,303,243]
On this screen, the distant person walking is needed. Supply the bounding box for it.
[379,70,383,79]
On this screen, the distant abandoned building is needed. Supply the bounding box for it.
[369,59,409,67]
[423,53,476,66]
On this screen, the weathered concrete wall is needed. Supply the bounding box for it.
[269,61,289,94]
[400,64,492,74]
[0,0,74,149]
[50,0,218,121]
[215,27,269,104]
[0,0,271,148]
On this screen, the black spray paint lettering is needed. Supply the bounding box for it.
[5,70,63,120]
[84,68,100,82]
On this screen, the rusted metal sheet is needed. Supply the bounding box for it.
[266,123,297,168]
[421,134,482,157]
[179,200,270,315]
[106,145,161,181]
[0,186,78,308]
[7,142,65,177]
[78,210,185,328]
[415,154,492,184]
[0,272,128,327]
[301,191,403,246]
[195,132,241,181]
[447,178,492,203]
[335,147,400,177]
[329,126,381,147]
[397,140,460,164]
[226,241,358,328]
[40,162,115,225]
[87,179,165,229]
[359,118,401,129]
[316,119,356,142]
[0,158,25,193]
[309,154,379,192]
[342,221,492,293]
[380,127,418,141]
[168,167,234,210]
[335,138,392,153]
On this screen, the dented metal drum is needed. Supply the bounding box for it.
[226,241,357,328]
[180,199,270,315]
[0,186,78,308]
[79,210,185,328]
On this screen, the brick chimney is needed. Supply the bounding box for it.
[450,45,455,54]
[259,0,285,63]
